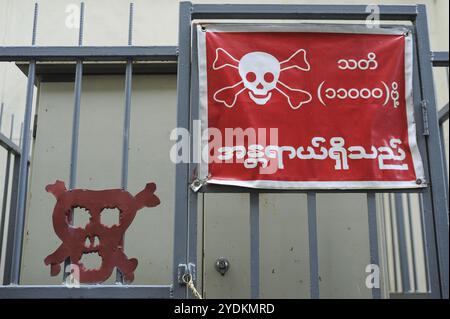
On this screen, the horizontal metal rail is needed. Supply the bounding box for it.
[431,51,450,67]
[191,4,418,20]
[439,103,449,125]
[0,46,178,62]
[0,131,21,155]
[0,285,173,299]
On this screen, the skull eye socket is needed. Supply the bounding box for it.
[101,208,121,227]
[246,72,256,82]
[70,207,90,229]
[264,72,275,83]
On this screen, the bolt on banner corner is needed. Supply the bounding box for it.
[196,24,425,189]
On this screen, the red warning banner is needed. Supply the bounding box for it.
[197,24,425,189]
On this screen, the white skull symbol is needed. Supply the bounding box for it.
[238,52,280,105]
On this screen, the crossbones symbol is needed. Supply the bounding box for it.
[44,180,160,284]
[212,48,313,109]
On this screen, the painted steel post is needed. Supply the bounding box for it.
[172,1,192,299]
[11,3,38,284]
[415,5,449,298]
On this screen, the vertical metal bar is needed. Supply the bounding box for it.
[411,30,440,298]
[388,194,399,292]
[172,1,192,299]
[116,2,134,285]
[0,115,14,264]
[394,194,411,293]
[406,194,418,291]
[68,2,84,190]
[367,193,381,299]
[120,2,134,191]
[415,5,449,298]
[3,154,19,284]
[127,3,134,47]
[11,3,38,284]
[307,192,319,299]
[418,192,439,295]
[9,114,14,139]
[0,102,4,132]
[187,20,199,298]
[377,193,390,297]
[19,122,23,148]
[64,2,84,280]
[439,125,448,198]
[250,192,260,299]
[417,194,429,289]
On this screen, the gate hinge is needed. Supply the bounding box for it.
[421,100,430,136]
[177,262,196,285]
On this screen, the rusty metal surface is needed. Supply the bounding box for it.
[44,180,160,284]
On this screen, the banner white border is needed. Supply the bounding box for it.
[196,23,426,190]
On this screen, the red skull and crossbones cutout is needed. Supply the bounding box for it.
[212,48,313,109]
[44,180,160,284]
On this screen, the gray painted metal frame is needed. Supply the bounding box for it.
[0,285,172,299]
[0,46,178,62]
[178,2,449,299]
[431,52,449,67]
[410,38,441,298]
[414,5,449,299]
[0,2,447,299]
[171,1,193,299]
[0,2,182,299]
[2,154,20,285]
[439,103,449,125]
[0,132,21,156]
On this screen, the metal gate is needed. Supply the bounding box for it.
[0,2,448,299]
[175,2,449,299]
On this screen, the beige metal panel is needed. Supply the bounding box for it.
[77,76,123,190]
[316,193,372,299]
[203,192,377,298]
[406,194,427,292]
[21,75,177,285]
[125,75,176,284]
[203,193,250,298]
[259,193,309,299]
[74,76,124,284]
[375,193,390,298]
[20,82,72,284]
